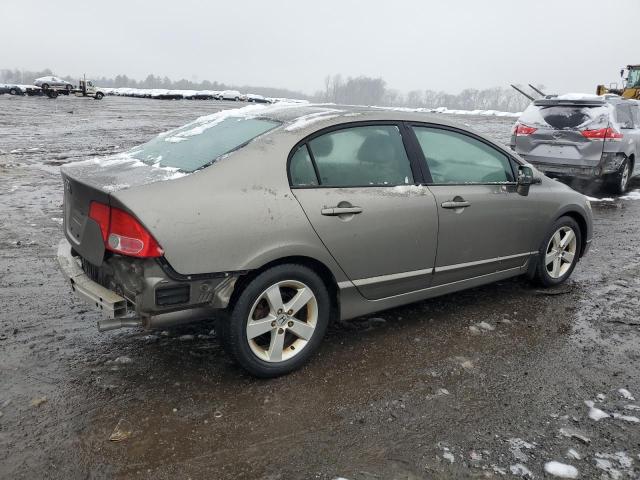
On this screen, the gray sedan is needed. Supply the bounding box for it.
[57,105,593,377]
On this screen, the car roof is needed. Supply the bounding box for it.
[255,103,468,129]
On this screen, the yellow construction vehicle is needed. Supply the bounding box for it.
[597,65,640,99]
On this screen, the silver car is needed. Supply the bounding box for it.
[58,105,593,377]
[33,75,73,90]
[511,95,640,193]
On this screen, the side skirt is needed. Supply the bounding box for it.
[338,264,529,321]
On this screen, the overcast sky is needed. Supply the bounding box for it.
[1,0,637,95]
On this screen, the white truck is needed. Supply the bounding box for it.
[39,76,105,100]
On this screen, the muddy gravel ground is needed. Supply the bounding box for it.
[1,95,640,480]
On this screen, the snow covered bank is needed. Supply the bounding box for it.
[98,88,521,116]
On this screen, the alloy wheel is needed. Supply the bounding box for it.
[246,280,318,363]
[545,226,577,279]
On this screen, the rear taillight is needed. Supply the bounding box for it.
[88,201,163,258]
[513,123,537,136]
[581,127,623,141]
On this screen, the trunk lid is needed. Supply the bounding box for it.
[61,154,183,266]
[514,99,612,167]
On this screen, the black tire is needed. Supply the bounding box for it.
[41,83,49,90]
[47,90,58,99]
[94,92,104,100]
[221,264,331,378]
[9,88,17,95]
[66,84,72,91]
[534,216,582,288]
[604,157,630,195]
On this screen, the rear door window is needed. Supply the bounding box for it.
[289,145,318,186]
[616,104,635,129]
[305,125,413,187]
[412,127,514,184]
[632,105,640,128]
[129,117,280,172]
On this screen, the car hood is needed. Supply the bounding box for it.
[61,153,186,194]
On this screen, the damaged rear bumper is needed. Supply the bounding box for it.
[57,239,240,330]
[58,240,129,318]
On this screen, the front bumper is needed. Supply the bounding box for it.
[57,240,129,318]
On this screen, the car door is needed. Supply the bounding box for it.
[409,124,537,286]
[290,123,439,300]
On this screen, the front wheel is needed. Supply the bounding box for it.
[534,216,581,287]
[221,264,330,378]
[9,88,17,95]
[94,92,104,100]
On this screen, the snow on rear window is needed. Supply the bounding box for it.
[519,103,612,130]
[128,117,280,172]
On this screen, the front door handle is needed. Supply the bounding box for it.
[321,206,363,216]
[441,200,470,209]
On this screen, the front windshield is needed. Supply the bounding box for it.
[626,68,640,88]
[128,117,280,172]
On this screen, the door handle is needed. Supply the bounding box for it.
[321,206,363,216]
[441,200,470,209]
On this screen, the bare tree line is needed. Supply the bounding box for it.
[2,68,538,112]
[315,74,541,112]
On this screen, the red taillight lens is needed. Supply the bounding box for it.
[581,127,623,141]
[514,123,537,136]
[88,201,110,241]
[88,201,163,258]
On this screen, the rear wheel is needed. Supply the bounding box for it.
[534,216,581,287]
[221,264,330,378]
[66,84,72,91]
[605,157,630,194]
[9,88,17,95]
[41,83,49,90]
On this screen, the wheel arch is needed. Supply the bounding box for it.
[229,255,341,321]
[557,210,588,258]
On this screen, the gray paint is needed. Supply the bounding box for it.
[61,106,593,323]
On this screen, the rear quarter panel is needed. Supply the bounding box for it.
[111,133,349,281]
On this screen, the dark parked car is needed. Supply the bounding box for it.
[511,95,640,193]
[58,105,593,377]
[0,84,25,95]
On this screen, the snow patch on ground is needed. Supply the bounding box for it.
[618,388,635,401]
[544,461,579,478]
[611,413,640,423]
[509,463,533,477]
[566,448,581,460]
[594,452,633,479]
[585,400,610,420]
[508,438,535,462]
[585,195,614,202]
[621,189,640,200]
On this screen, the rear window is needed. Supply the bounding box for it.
[128,117,280,172]
[519,104,611,130]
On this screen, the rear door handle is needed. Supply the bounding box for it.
[321,206,363,216]
[441,201,470,209]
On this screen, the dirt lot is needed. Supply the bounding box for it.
[1,95,640,480]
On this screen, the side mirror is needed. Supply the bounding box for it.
[517,165,539,196]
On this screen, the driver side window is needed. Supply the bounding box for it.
[412,127,514,184]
